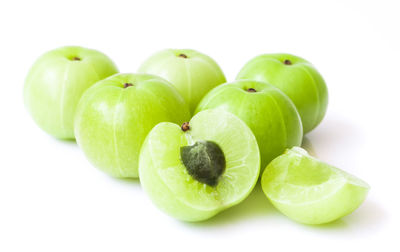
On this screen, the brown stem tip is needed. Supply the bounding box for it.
[178,53,188,58]
[247,88,257,92]
[181,122,190,131]
[72,57,81,61]
[283,59,292,65]
[124,83,133,88]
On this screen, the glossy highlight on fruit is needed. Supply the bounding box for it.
[237,53,328,133]
[196,80,303,170]
[139,109,260,221]
[24,46,118,139]
[74,73,190,178]
[261,147,370,225]
[138,49,226,113]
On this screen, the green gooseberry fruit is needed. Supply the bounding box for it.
[139,109,260,221]
[237,53,328,133]
[138,49,226,113]
[261,147,370,225]
[195,80,303,170]
[74,73,190,178]
[24,46,118,139]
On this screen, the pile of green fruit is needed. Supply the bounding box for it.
[24,46,369,225]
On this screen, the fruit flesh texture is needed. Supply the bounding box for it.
[236,53,328,133]
[24,46,118,139]
[195,80,303,171]
[261,147,370,225]
[74,73,190,178]
[138,49,226,113]
[139,110,260,221]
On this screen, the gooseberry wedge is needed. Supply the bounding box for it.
[261,147,370,225]
[139,109,260,221]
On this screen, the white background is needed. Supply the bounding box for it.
[0,0,398,251]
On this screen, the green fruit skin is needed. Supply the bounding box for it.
[195,80,303,170]
[269,182,369,225]
[24,46,119,139]
[138,49,226,113]
[261,148,369,225]
[74,73,190,178]
[236,53,328,133]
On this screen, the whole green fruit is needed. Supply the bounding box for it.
[196,80,303,170]
[74,73,190,178]
[138,49,226,113]
[24,46,118,139]
[236,53,328,133]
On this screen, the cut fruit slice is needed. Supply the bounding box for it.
[139,109,260,221]
[261,147,370,225]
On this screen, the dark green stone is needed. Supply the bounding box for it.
[180,141,226,187]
